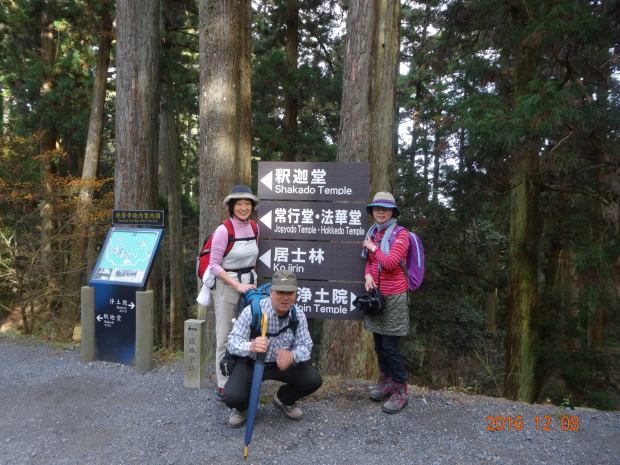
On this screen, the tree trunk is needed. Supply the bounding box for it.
[38,3,59,317]
[485,249,499,334]
[283,0,299,161]
[198,0,252,351]
[504,3,541,401]
[432,121,443,204]
[115,0,161,343]
[321,0,400,380]
[159,84,186,351]
[115,0,160,210]
[61,11,113,336]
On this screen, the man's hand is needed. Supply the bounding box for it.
[275,348,294,370]
[250,336,268,353]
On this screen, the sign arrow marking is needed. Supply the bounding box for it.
[260,171,273,191]
[259,210,272,230]
[96,315,103,322]
[259,249,272,268]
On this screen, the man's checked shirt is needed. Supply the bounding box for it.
[227,298,313,364]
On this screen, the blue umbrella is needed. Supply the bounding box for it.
[243,311,268,459]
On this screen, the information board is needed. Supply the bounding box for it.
[92,285,138,364]
[113,209,164,227]
[258,162,370,202]
[89,227,164,288]
[256,201,368,241]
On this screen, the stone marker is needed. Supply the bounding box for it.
[184,319,207,389]
[135,290,154,373]
[80,286,95,363]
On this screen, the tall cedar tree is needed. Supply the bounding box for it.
[321,0,400,380]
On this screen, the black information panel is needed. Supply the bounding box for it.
[89,226,164,364]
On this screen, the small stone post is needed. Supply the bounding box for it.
[80,286,95,363]
[184,319,207,388]
[135,290,154,373]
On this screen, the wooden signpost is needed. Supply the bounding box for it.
[257,162,370,320]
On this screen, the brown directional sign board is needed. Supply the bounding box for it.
[258,162,370,202]
[258,278,364,320]
[296,280,364,320]
[257,161,370,320]
[256,201,368,241]
[256,240,365,282]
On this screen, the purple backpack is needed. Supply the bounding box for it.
[388,226,425,291]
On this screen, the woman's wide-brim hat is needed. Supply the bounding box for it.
[223,184,260,207]
[366,191,400,217]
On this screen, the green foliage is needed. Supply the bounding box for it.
[0,0,617,407]
[251,0,343,161]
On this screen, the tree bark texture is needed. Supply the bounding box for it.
[336,0,399,193]
[198,0,252,349]
[283,0,299,161]
[114,0,160,210]
[115,0,162,344]
[321,0,400,380]
[504,3,542,402]
[38,2,59,317]
[159,85,186,351]
[62,12,113,333]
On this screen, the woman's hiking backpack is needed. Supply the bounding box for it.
[196,219,258,281]
[388,226,425,291]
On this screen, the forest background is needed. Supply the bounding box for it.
[0,0,618,411]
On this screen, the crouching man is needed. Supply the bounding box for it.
[223,270,323,427]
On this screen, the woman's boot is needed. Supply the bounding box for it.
[369,373,393,401]
[382,381,408,413]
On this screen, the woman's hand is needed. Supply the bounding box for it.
[235,282,256,294]
[364,274,376,291]
[363,239,377,253]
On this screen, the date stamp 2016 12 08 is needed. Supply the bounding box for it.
[485,415,580,432]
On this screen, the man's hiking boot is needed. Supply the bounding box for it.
[273,392,303,420]
[228,409,247,428]
[382,381,408,414]
[369,373,393,402]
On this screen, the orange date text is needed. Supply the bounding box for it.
[485,415,580,432]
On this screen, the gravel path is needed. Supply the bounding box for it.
[1,335,618,465]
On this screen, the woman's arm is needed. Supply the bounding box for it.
[373,229,409,271]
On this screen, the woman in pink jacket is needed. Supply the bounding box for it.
[362,191,410,414]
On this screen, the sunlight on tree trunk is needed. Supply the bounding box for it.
[198,0,252,352]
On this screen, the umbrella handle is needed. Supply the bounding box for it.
[260,311,268,338]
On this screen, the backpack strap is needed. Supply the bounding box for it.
[249,300,298,339]
[222,219,235,256]
[387,225,405,247]
[388,225,409,278]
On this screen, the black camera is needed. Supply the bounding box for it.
[353,288,385,315]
